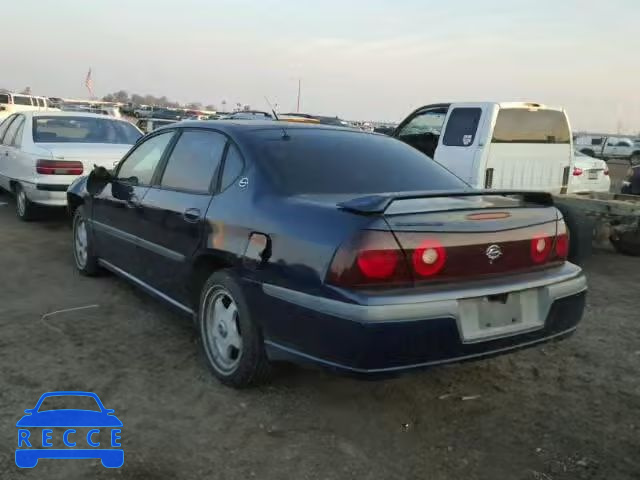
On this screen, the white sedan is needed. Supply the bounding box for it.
[568,150,610,194]
[0,111,141,220]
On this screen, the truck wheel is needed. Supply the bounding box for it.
[556,204,594,265]
[198,270,271,388]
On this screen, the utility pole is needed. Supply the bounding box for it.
[296,79,301,113]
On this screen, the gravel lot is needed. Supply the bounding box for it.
[0,178,638,480]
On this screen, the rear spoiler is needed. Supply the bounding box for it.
[337,190,554,214]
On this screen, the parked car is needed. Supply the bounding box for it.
[568,151,610,193]
[575,135,640,165]
[219,111,273,121]
[136,117,178,134]
[67,121,587,387]
[0,112,142,220]
[0,92,58,121]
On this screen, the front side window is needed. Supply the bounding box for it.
[492,109,570,144]
[398,109,447,137]
[442,108,482,146]
[160,130,226,192]
[117,131,174,185]
[33,116,142,144]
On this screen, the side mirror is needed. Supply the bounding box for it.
[86,166,113,196]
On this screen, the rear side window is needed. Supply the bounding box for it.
[160,130,226,192]
[0,94,9,104]
[442,108,482,146]
[0,115,16,142]
[37,98,45,107]
[13,96,32,106]
[248,129,466,195]
[221,144,244,190]
[492,109,570,144]
[8,116,25,146]
[2,116,24,146]
[591,138,602,146]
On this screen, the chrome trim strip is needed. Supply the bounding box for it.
[91,220,185,262]
[265,326,577,374]
[262,264,587,323]
[97,259,193,315]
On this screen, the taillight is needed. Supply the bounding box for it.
[603,167,609,176]
[36,160,83,175]
[327,230,410,288]
[412,239,446,277]
[553,219,570,260]
[555,234,569,259]
[573,167,583,176]
[530,234,552,264]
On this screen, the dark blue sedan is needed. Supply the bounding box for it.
[67,121,587,387]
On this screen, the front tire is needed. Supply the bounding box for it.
[73,206,100,276]
[14,184,36,221]
[199,271,271,388]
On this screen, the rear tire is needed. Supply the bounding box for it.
[198,270,271,388]
[556,204,594,265]
[72,205,100,276]
[14,184,36,221]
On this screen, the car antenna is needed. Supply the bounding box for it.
[264,96,289,140]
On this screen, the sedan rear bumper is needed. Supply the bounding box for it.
[22,182,68,207]
[252,263,587,373]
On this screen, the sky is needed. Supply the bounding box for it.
[3,0,639,132]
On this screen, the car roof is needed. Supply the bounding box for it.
[164,119,360,134]
[25,111,128,120]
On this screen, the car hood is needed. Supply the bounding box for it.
[16,410,123,427]
[36,143,132,170]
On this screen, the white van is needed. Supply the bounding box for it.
[393,102,573,194]
[0,93,57,121]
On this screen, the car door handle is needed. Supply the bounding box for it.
[183,208,201,223]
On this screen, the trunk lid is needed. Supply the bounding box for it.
[331,191,565,286]
[37,143,132,171]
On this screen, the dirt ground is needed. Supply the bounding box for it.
[0,178,638,480]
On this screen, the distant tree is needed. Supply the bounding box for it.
[185,102,203,110]
[20,86,32,95]
[205,104,217,111]
[130,94,145,105]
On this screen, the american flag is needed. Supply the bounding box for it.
[85,68,94,98]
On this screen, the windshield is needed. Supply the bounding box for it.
[37,395,101,412]
[33,116,142,144]
[248,128,466,195]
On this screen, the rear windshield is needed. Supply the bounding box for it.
[33,116,142,144]
[248,129,466,195]
[492,108,570,144]
[13,96,32,106]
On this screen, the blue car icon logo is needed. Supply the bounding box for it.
[16,391,123,468]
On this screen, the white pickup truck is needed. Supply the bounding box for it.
[574,135,640,165]
[392,102,574,194]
